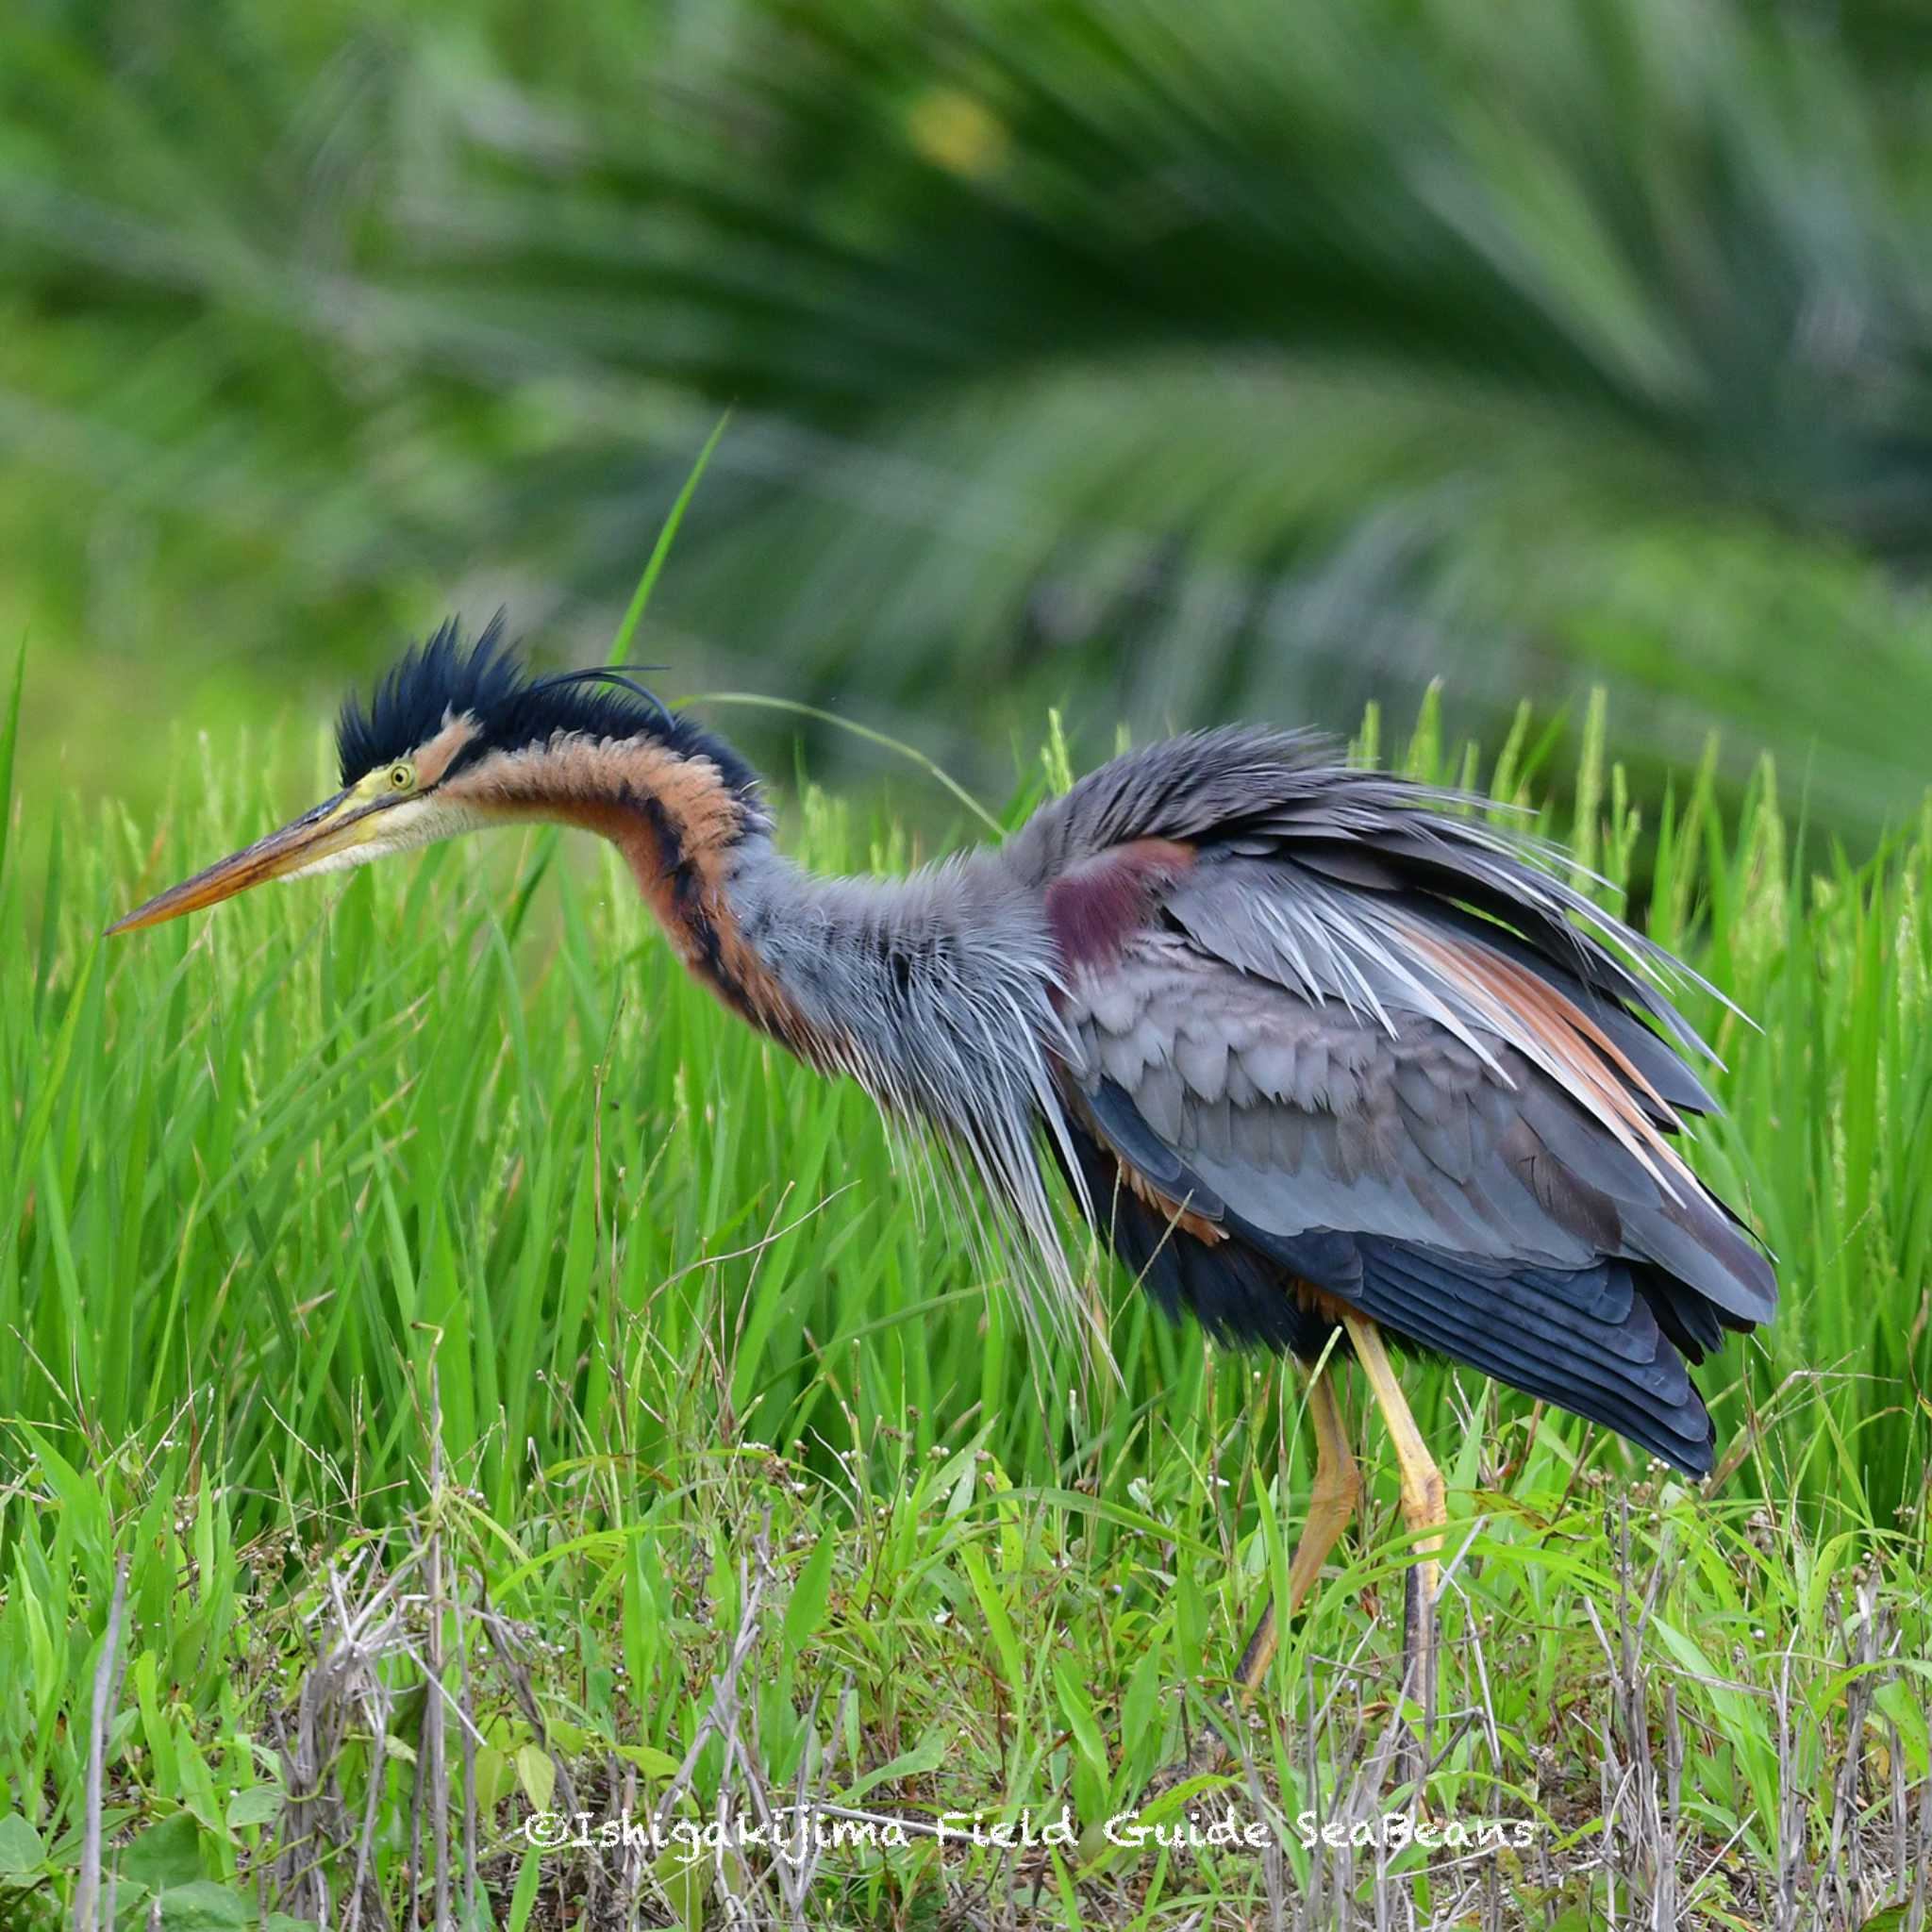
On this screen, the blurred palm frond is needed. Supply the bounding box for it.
[5,0,1932,829]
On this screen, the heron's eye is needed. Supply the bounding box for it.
[388,763,415,792]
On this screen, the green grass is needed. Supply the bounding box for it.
[3,681,1930,1928]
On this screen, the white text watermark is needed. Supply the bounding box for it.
[521,1804,1540,1859]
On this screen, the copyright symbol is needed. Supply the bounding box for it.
[523,1809,572,1850]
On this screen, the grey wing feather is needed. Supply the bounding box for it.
[1064,929,1772,1325]
[1066,937,1599,1268]
[1008,724,1730,1068]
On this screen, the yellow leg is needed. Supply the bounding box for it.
[1341,1312,1446,1762]
[1156,1358,1360,1787]
[1228,1367,1362,1693]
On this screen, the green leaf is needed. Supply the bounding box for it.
[1119,1642,1165,1773]
[653,1849,710,1932]
[0,1812,45,1877]
[224,1787,283,1831]
[1051,1652,1109,1788]
[505,1846,542,1932]
[608,409,731,667]
[959,1544,1024,1700]
[614,1742,682,1779]
[841,1729,948,1804]
[120,1815,208,1892]
[156,1880,253,1929]
[515,1742,557,1813]
[783,1533,836,1658]
[0,639,23,890]
[1874,1680,1931,1777]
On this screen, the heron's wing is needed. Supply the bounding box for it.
[1060,941,1760,1469]
[1022,736,1776,1469]
[1024,726,1773,1307]
[1064,931,1767,1307]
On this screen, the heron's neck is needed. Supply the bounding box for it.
[716,837,1061,1074]
[460,727,1067,1106]
[488,732,1079,1296]
[451,729,775,1019]
[714,838,1076,1282]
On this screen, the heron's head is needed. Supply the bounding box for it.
[108,615,763,935]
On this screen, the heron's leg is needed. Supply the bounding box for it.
[1227,1366,1361,1693]
[1341,1312,1445,1758]
[1289,1368,1362,1611]
[1157,1357,1359,1787]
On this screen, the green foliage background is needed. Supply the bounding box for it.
[5,0,1932,838]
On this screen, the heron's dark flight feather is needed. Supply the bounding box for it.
[1058,1120,1331,1357]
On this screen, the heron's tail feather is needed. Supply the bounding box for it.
[1335,1238,1718,1475]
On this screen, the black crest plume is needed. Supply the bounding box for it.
[335,614,758,797]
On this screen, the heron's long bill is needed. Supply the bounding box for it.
[107,789,365,936]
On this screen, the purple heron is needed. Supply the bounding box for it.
[110,619,1776,1776]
